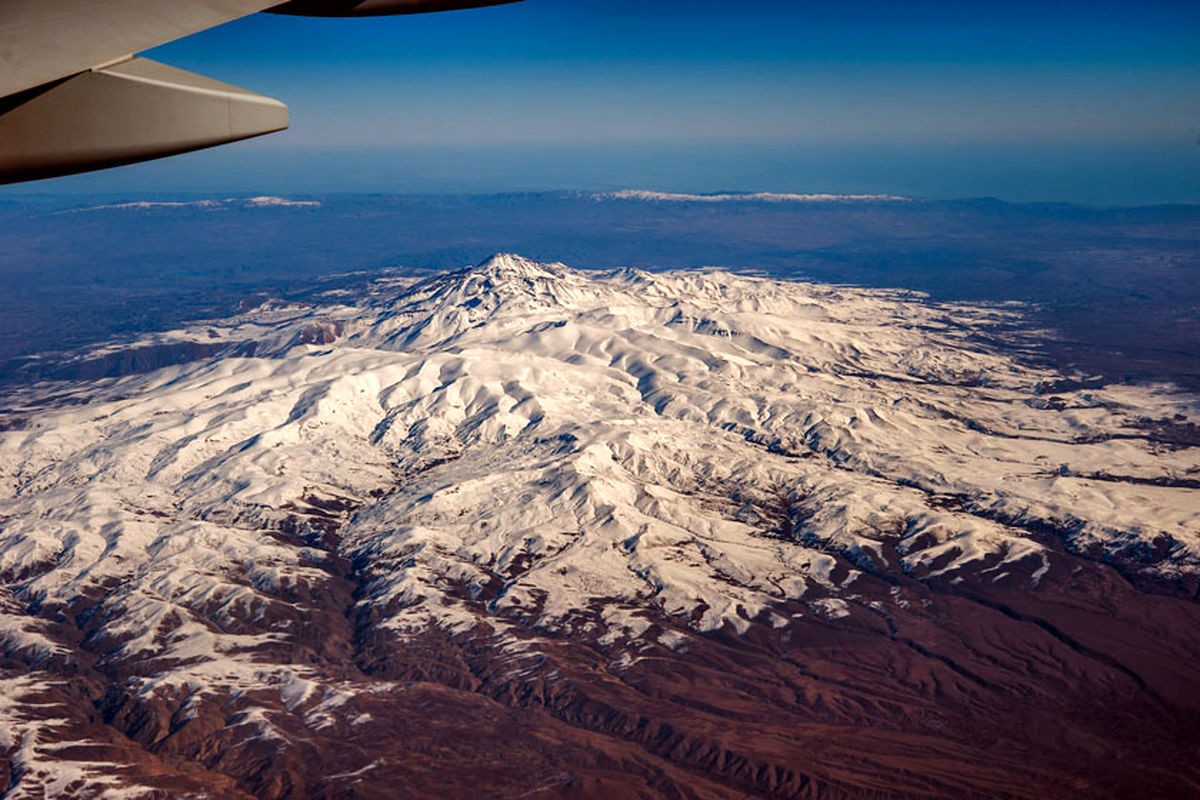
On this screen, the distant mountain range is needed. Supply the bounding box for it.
[54,196,324,213]
[1,255,1197,798]
[593,190,911,203]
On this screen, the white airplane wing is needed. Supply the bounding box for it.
[0,0,520,184]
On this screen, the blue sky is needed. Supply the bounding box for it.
[14,0,1200,202]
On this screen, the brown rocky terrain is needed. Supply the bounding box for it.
[4,513,1200,798]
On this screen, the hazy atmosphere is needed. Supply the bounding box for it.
[7,0,1199,203]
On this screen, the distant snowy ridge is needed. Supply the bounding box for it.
[597,190,910,203]
[58,196,321,214]
[59,200,224,212]
[244,196,322,208]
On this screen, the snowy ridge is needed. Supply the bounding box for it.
[0,254,1197,793]
[56,196,322,214]
[243,196,321,208]
[596,190,911,203]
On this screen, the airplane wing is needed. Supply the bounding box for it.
[0,0,520,184]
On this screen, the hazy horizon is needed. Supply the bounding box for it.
[2,0,1196,204]
[3,139,1197,207]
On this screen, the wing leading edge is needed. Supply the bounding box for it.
[0,0,521,184]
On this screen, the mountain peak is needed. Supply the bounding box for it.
[362,254,602,349]
[459,252,580,295]
[411,253,598,311]
[475,251,560,276]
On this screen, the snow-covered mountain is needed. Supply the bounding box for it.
[1,254,1198,799]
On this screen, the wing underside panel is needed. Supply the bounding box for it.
[0,58,289,184]
[0,0,522,183]
[0,0,281,99]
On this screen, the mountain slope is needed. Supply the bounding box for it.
[1,254,1198,798]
